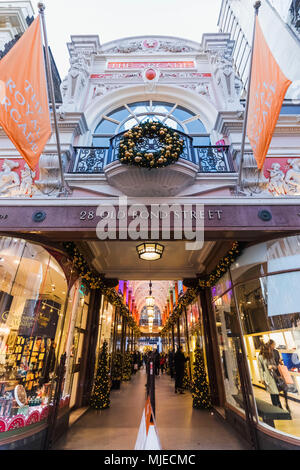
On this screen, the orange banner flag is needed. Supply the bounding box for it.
[246,17,292,170]
[0,17,51,171]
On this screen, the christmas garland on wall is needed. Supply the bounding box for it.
[118,121,184,169]
[62,242,140,336]
[161,241,243,335]
[198,241,242,289]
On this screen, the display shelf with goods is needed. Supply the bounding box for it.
[0,236,82,443]
[7,335,52,393]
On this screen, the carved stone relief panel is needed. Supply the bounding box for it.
[0,159,37,197]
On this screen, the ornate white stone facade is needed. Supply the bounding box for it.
[0,7,299,203]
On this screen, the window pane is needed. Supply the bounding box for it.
[185,119,207,133]
[280,105,300,115]
[94,119,118,134]
[152,101,174,113]
[212,290,246,414]
[236,273,300,435]
[140,115,161,123]
[211,272,232,301]
[164,117,184,131]
[0,237,69,430]
[192,136,211,146]
[129,101,150,113]
[172,105,195,121]
[107,106,129,122]
[230,235,300,284]
[92,137,110,147]
[120,116,139,131]
[266,236,300,273]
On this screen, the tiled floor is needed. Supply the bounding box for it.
[53,370,251,450]
[155,372,250,450]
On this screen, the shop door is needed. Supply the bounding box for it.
[69,294,89,409]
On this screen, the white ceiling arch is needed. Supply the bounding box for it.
[129,280,173,314]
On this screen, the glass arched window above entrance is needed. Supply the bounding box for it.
[92,101,211,147]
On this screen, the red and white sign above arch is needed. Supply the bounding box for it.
[106,60,196,70]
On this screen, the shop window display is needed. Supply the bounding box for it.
[0,237,79,436]
[188,300,206,369]
[173,322,179,350]
[212,287,245,414]
[64,286,90,410]
[96,297,114,357]
[179,314,186,353]
[233,274,300,436]
[213,235,300,440]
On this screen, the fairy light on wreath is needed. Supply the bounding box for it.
[118,121,184,169]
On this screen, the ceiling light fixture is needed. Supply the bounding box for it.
[136,242,164,261]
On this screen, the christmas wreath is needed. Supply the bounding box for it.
[118,121,184,169]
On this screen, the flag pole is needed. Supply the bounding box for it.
[237,1,261,193]
[38,2,68,196]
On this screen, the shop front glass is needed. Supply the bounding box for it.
[187,300,202,358]
[213,235,300,441]
[97,296,114,356]
[0,237,79,437]
[212,285,245,414]
[179,314,186,353]
[173,322,178,349]
[66,286,90,410]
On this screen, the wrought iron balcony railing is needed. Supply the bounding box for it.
[68,131,235,174]
[68,147,109,173]
[194,146,235,172]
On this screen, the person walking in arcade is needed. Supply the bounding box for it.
[174,346,188,394]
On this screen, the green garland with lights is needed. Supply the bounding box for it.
[62,242,141,337]
[191,347,212,409]
[198,241,242,289]
[161,241,244,335]
[90,340,110,409]
[118,121,184,169]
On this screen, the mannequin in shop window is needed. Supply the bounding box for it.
[268,339,290,413]
[258,343,282,409]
